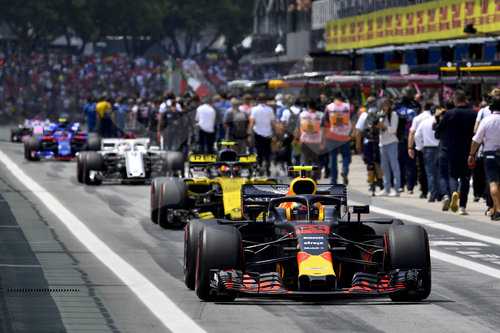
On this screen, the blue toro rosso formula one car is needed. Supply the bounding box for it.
[23,120,96,161]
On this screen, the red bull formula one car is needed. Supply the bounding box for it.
[184,166,431,302]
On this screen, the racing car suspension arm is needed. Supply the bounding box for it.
[329,236,384,256]
[243,234,293,256]
[245,256,298,267]
[333,256,382,268]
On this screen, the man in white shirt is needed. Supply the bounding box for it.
[249,93,276,176]
[469,95,500,221]
[408,102,433,198]
[415,106,441,202]
[195,95,218,154]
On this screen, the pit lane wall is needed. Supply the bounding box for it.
[326,0,500,51]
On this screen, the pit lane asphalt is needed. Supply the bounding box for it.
[0,134,500,332]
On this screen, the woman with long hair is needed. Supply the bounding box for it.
[375,97,401,197]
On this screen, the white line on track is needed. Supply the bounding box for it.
[0,151,205,333]
[367,205,500,246]
[354,202,500,279]
[431,249,500,279]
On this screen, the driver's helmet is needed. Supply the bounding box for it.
[219,165,233,177]
[287,202,322,221]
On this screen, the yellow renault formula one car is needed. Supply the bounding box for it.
[150,142,279,229]
[184,166,431,301]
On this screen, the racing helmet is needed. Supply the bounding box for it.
[286,202,323,221]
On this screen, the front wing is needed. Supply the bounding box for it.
[210,270,421,298]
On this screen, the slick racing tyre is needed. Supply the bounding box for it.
[164,151,185,177]
[386,225,431,301]
[195,224,242,302]
[83,151,104,185]
[150,177,167,223]
[77,152,86,183]
[184,219,218,290]
[11,128,24,142]
[86,133,101,151]
[158,178,187,229]
[24,135,41,161]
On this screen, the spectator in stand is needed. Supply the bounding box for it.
[195,95,218,154]
[321,92,353,185]
[469,94,500,221]
[375,97,401,197]
[408,101,433,199]
[394,86,421,194]
[249,93,276,176]
[415,105,441,202]
[298,99,322,180]
[223,98,249,155]
[434,90,477,215]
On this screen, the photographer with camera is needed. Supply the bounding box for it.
[355,96,383,195]
[374,97,401,197]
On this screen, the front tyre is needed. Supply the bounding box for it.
[386,225,431,301]
[195,224,242,302]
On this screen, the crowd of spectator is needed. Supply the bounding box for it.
[0,51,288,125]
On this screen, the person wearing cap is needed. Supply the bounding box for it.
[469,94,500,221]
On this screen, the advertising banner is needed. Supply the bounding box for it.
[326,0,500,51]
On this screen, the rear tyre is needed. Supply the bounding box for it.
[24,135,41,161]
[86,133,101,151]
[150,177,167,223]
[11,128,24,142]
[77,152,86,183]
[386,225,431,301]
[195,224,241,301]
[165,151,185,177]
[83,152,104,185]
[158,178,187,229]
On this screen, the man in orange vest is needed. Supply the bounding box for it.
[298,99,322,180]
[320,92,353,185]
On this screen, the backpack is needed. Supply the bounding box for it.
[284,108,301,135]
[395,107,417,143]
[231,109,248,139]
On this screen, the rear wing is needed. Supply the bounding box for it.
[241,184,347,220]
[189,154,217,170]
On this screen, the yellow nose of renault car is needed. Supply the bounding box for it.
[185,166,431,302]
[150,142,279,229]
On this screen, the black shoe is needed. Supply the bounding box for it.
[420,193,427,199]
[428,197,435,202]
[473,196,481,202]
[492,212,500,221]
[341,172,349,185]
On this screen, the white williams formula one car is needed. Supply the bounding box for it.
[77,137,183,185]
